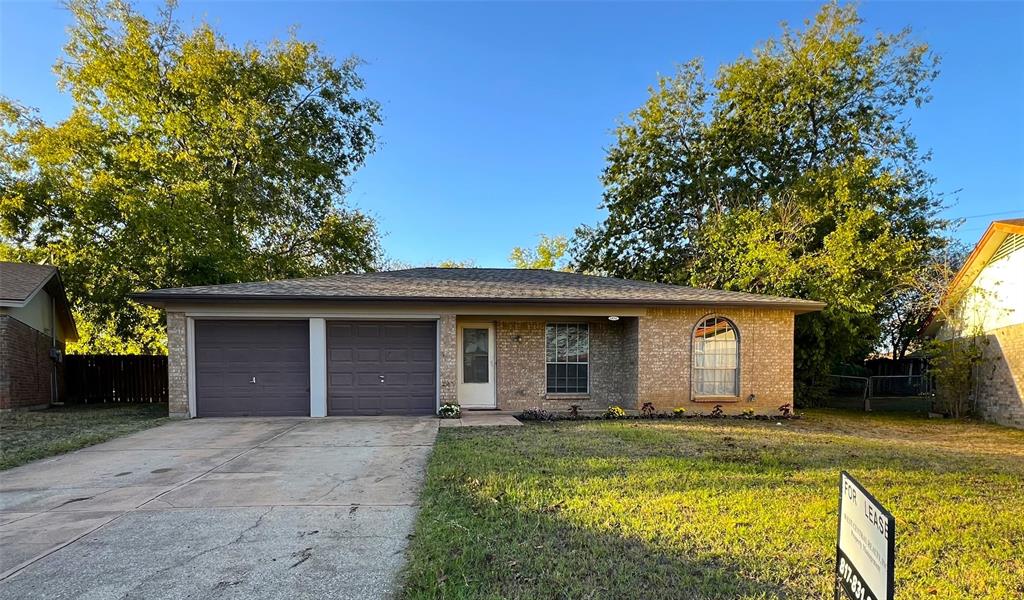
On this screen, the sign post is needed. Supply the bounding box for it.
[836,472,895,600]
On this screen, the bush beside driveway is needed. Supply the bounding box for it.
[0,403,169,471]
[400,410,1024,599]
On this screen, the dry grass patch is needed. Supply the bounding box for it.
[0,403,169,470]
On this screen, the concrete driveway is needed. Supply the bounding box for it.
[0,417,438,599]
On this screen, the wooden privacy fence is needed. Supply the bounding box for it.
[65,355,168,403]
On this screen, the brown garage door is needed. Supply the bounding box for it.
[194,320,310,417]
[327,321,436,415]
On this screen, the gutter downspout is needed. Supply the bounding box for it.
[51,295,58,405]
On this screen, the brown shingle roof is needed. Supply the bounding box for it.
[134,268,825,311]
[0,261,79,341]
[0,262,58,303]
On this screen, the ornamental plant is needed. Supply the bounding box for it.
[437,403,461,419]
[603,405,626,419]
[520,408,555,421]
[672,407,687,418]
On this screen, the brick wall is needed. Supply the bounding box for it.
[494,320,547,410]
[621,317,639,404]
[472,309,796,415]
[439,314,457,405]
[637,307,795,415]
[492,318,636,412]
[974,323,1024,429]
[589,320,636,409]
[166,311,189,417]
[0,315,63,410]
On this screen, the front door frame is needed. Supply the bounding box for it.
[457,322,497,409]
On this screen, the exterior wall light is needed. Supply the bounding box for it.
[608,316,620,321]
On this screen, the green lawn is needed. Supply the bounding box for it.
[400,410,1024,599]
[0,403,169,470]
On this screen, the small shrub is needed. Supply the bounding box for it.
[741,408,755,419]
[437,403,461,419]
[603,405,626,419]
[640,402,656,417]
[778,403,793,418]
[710,404,725,418]
[672,407,687,418]
[568,404,581,419]
[520,408,555,421]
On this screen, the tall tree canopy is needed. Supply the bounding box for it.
[573,3,948,398]
[509,234,570,270]
[1,0,382,353]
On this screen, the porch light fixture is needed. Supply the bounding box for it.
[607,316,620,321]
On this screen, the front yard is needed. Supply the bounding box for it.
[0,403,169,470]
[400,410,1024,599]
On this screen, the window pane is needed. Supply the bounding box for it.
[546,323,590,393]
[462,328,489,383]
[578,325,589,362]
[692,317,738,396]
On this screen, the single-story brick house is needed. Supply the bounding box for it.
[923,219,1024,428]
[0,262,78,410]
[134,268,824,418]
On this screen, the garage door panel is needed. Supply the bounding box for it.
[384,349,407,362]
[410,349,434,362]
[195,320,310,417]
[408,373,435,385]
[329,372,355,387]
[327,320,437,416]
[356,349,381,362]
[329,347,353,362]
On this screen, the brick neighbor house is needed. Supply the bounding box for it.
[924,219,1024,429]
[134,268,824,418]
[0,262,78,410]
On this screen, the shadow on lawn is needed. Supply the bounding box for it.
[402,480,795,600]
[401,420,1024,599]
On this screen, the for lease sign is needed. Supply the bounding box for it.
[836,472,895,600]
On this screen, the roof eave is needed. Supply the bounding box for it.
[933,220,1022,321]
[131,292,825,312]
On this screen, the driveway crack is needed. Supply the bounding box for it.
[118,506,273,599]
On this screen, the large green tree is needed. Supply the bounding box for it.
[573,3,949,399]
[1,0,382,353]
[509,234,570,270]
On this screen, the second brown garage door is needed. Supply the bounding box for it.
[327,321,437,415]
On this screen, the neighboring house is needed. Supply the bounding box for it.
[924,219,1024,428]
[0,262,79,410]
[134,268,824,418]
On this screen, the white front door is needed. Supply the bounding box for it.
[457,323,496,408]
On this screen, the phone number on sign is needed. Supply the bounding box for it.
[837,555,877,600]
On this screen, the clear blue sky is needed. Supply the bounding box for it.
[2,1,1022,267]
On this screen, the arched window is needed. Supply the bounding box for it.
[692,315,739,397]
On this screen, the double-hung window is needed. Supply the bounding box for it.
[545,323,589,394]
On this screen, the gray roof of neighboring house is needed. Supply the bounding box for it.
[134,268,826,311]
[0,262,58,303]
[0,261,79,340]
